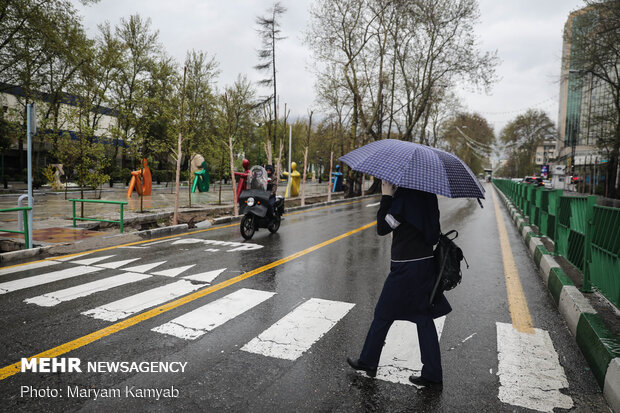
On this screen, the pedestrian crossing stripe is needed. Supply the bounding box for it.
[95,258,141,269]
[0,266,102,294]
[496,322,573,411]
[241,298,355,361]
[183,268,226,283]
[0,260,60,277]
[82,280,203,322]
[152,264,196,277]
[123,261,167,274]
[152,288,276,340]
[71,255,116,266]
[24,272,152,307]
[375,318,445,385]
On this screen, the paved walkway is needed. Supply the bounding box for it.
[0,181,360,245]
[0,181,338,230]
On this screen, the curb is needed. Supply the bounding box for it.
[494,184,620,412]
[0,245,52,264]
[135,224,189,239]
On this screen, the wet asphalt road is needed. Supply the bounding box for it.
[0,184,610,412]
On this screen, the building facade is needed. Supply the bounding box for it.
[557,6,615,191]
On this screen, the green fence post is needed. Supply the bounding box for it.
[120,204,124,233]
[582,195,597,293]
[553,193,562,253]
[72,200,76,228]
[22,209,29,250]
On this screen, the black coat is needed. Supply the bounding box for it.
[374,189,451,322]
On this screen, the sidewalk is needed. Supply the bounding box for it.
[0,181,334,228]
[494,184,620,412]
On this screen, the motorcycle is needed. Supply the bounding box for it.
[239,166,284,240]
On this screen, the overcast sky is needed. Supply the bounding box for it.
[72,0,585,134]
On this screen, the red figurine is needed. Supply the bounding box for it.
[234,159,251,204]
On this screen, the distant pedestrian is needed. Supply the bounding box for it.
[347,180,451,389]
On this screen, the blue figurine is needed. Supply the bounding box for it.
[331,164,343,192]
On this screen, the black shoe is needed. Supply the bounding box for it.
[347,357,377,377]
[409,375,443,390]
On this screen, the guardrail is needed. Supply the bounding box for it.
[69,199,128,233]
[493,179,620,308]
[0,207,32,249]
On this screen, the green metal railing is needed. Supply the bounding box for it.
[590,205,620,305]
[493,179,620,308]
[69,199,128,233]
[0,207,32,249]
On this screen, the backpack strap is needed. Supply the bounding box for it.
[444,230,458,240]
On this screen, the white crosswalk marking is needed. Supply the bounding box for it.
[241,298,355,360]
[183,268,226,283]
[24,272,151,307]
[82,280,203,321]
[152,265,196,277]
[496,322,573,412]
[55,253,93,261]
[123,261,167,273]
[95,258,141,269]
[375,318,446,385]
[142,237,180,246]
[0,260,60,277]
[71,255,116,266]
[0,266,102,294]
[152,288,275,340]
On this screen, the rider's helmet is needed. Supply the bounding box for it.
[242,159,250,170]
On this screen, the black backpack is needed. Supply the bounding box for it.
[430,230,468,304]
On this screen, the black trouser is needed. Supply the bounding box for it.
[267,196,276,217]
[358,315,442,382]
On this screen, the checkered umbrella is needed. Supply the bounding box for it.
[339,139,485,200]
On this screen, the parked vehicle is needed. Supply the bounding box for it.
[523,176,545,187]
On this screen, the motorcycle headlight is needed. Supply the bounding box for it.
[247,197,255,207]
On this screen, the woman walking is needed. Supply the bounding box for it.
[347,181,451,389]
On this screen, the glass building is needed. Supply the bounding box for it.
[557,6,614,183]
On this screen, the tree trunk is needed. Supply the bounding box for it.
[327,151,333,202]
[229,135,238,217]
[173,136,182,225]
[301,146,308,206]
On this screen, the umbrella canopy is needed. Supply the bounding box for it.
[339,139,485,200]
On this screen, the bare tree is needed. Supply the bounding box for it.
[307,0,498,146]
[216,75,256,216]
[255,2,287,158]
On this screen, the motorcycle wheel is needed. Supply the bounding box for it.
[268,215,281,233]
[240,215,256,240]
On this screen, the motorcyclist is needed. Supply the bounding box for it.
[265,165,278,217]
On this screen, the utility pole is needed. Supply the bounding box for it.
[26,103,35,249]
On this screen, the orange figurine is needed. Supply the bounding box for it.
[127,158,152,197]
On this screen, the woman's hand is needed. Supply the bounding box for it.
[381,181,396,196]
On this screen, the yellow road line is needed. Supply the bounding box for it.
[0,221,377,381]
[491,187,534,333]
[0,198,373,270]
